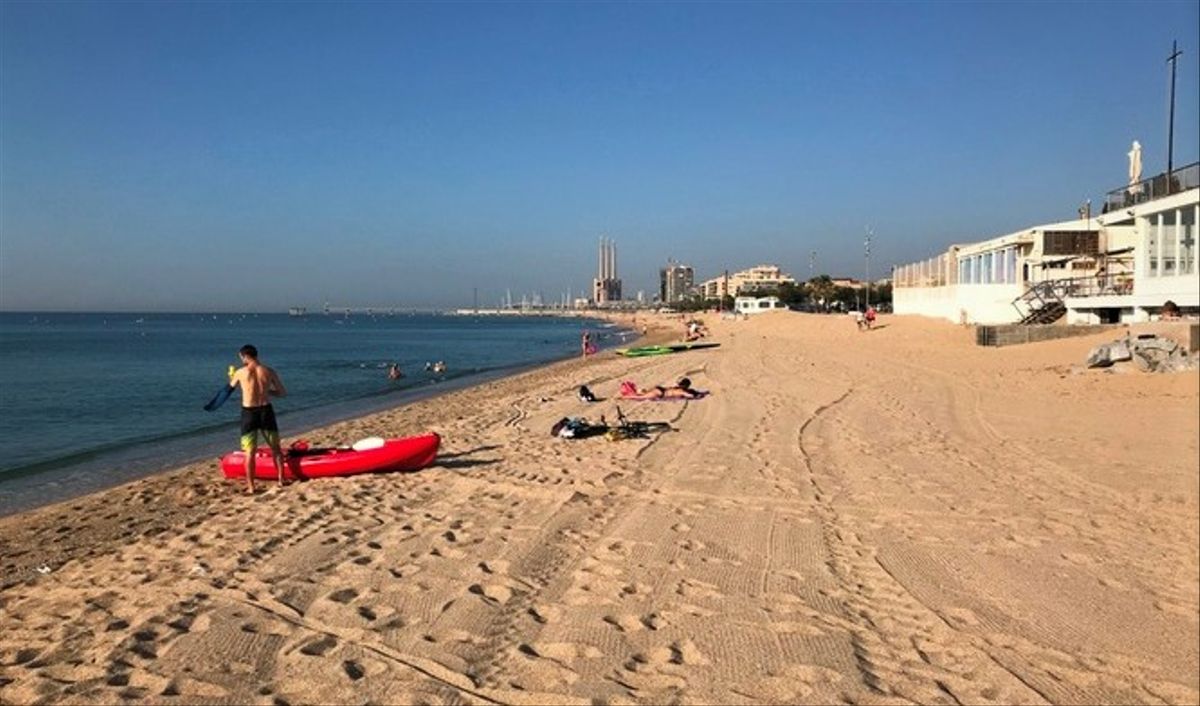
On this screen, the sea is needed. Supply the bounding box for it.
[0,311,628,516]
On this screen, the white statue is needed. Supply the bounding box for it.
[1128,140,1143,186]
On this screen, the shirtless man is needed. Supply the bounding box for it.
[230,344,287,493]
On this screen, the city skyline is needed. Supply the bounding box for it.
[1,2,1198,312]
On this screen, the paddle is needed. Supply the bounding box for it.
[204,365,239,412]
[203,384,235,412]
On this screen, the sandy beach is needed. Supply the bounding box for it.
[1,312,1197,705]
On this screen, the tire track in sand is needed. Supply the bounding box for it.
[796,388,1050,705]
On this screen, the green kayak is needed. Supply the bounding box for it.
[615,342,721,357]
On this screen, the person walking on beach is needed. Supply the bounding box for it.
[581,331,595,357]
[230,344,287,494]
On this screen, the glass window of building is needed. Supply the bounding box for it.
[1147,217,1159,276]
[1181,205,1197,275]
[1161,210,1178,275]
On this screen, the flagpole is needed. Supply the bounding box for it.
[864,227,873,310]
[1167,40,1183,183]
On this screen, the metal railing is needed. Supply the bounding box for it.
[893,253,951,288]
[1038,273,1135,299]
[1104,162,1199,213]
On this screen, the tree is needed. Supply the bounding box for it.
[776,281,805,306]
[805,275,836,310]
[871,282,893,307]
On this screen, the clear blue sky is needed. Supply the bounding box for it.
[2,1,1197,311]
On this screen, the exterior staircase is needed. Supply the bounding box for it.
[1013,280,1068,325]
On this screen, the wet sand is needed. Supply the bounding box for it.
[1,312,1196,705]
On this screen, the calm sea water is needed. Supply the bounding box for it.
[0,312,626,514]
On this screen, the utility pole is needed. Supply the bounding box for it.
[1167,40,1183,184]
[864,227,873,310]
[809,250,816,280]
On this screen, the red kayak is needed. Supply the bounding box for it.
[220,433,441,480]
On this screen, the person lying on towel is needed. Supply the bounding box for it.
[619,377,707,400]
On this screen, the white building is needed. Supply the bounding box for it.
[1066,175,1198,323]
[892,162,1198,326]
[893,218,1129,324]
[734,295,788,314]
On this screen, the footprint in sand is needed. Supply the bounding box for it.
[528,604,561,624]
[675,578,723,600]
[327,588,358,604]
[519,641,602,662]
[579,557,623,577]
[298,635,338,656]
[388,564,422,579]
[603,614,643,632]
[479,560,510,575]
[1153,598,1194,617]
[342,660,364,681]
[430,546,466,560]
[423,629,477,644]
[603,612,664,632]
[564,585,616,607]
[626,639,710,673]
[735,663,844,701]
[618,582,652,598]
[469,583,513,605]
[942,606,981,627]
[1059,551,1095,566]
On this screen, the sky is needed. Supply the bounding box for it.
[1,1,1198,312]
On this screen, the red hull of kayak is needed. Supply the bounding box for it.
[220,433,440,480]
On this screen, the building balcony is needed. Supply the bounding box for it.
[1050,272,1135,298]
[1103,162,1198,213]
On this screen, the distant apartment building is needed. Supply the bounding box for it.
[700,264,795,300]
[659,261,695,304]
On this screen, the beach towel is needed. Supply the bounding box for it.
[619,390,709,401]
